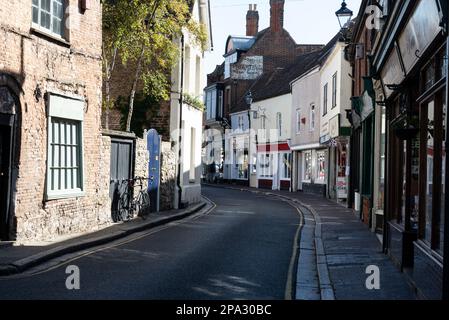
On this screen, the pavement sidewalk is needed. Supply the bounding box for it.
[204,183,417,300]
[0,201,209,276]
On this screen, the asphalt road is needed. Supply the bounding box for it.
[0,187,302,300]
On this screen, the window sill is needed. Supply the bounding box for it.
[30,25,70,47]
[46,191,85,201]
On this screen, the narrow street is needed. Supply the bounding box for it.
[0,187,301,300]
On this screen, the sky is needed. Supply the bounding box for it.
[204,0,362,80]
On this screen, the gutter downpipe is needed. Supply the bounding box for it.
[177,34,185,209]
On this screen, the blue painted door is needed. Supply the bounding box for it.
[147,129,161,212]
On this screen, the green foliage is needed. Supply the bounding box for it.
[183,93,205,111]
[117,93,158,137]
[103,0,208,130]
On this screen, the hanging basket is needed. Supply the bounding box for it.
[394,127,419,140]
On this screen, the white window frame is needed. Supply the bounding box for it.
[46,93,85,200]
[332,72,338,108]
[296,108,301,134]
[276,112,282,137]
[310,105,316,132]
[323,83,328,116]
[32,0,65,39]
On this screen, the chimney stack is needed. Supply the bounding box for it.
[246,4,259,37]
[270,0,285,33]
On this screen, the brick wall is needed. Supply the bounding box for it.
[104,52,172,142]
[0,0,109,241]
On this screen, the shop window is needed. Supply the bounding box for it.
[378,106,387,210]
[316,150,326,184]
[281,153,292,180]
[419,89,445,252]
[259,154,273,178]
[303,151,312,182]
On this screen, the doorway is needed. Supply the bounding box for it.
[0,115,14,240]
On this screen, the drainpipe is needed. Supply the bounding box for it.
[177,34,185,209]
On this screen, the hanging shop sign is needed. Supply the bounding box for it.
[381,47,405,99]
[397,0,441,75]
[329,115,340,139]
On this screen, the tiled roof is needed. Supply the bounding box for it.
[250,50,322,103]
[250,31,342,103]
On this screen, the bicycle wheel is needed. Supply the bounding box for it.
[118,192,133,222]
[136,191,151,217]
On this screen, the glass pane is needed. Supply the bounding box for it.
[54,141,59,167]
[52,17,61,36]
[425,100,435,245]
[53,121,59,144]
[54,168,59,191]
[439,93,446,253]
[54,1,63,19]
[42,0,51,11]
[72,146,77,167]
[41,11,50,29]
[32,6,39,24]
[72,124,77,145]
[73,167,78,189]
[32,0,39,5]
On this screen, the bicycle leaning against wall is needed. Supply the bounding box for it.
[117,177,152,222]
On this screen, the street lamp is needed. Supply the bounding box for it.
[335,1,353,30]
[245,91,253,106]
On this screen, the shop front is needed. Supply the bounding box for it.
[374,0,446,299]
[257,142,291,190]
[320,114,350,203]
[293,147,327,196]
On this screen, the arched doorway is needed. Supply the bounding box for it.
[0,84,19,240]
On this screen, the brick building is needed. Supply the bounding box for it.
[0,0,109,242]
[204,0,322,185]
[104,0,213,209]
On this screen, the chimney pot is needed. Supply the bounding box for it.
[246,4,259,37]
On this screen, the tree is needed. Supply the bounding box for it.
[102,0,206,132]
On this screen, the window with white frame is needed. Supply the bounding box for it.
[258,153,273,178]
[303,151,312,182]
[276,112,282,137]
[261,115,266,130]
[296,108,301,134]
[332,72,338,108]
[47,94,84,199]
[323,83,328,116]
[32,0,65,37]
[310,105,316,131]
[316,150,327,183]
[281,153,292,180]
[238,115,245,131]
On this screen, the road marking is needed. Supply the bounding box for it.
[0,197,217,280]
[284,201,304,301]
